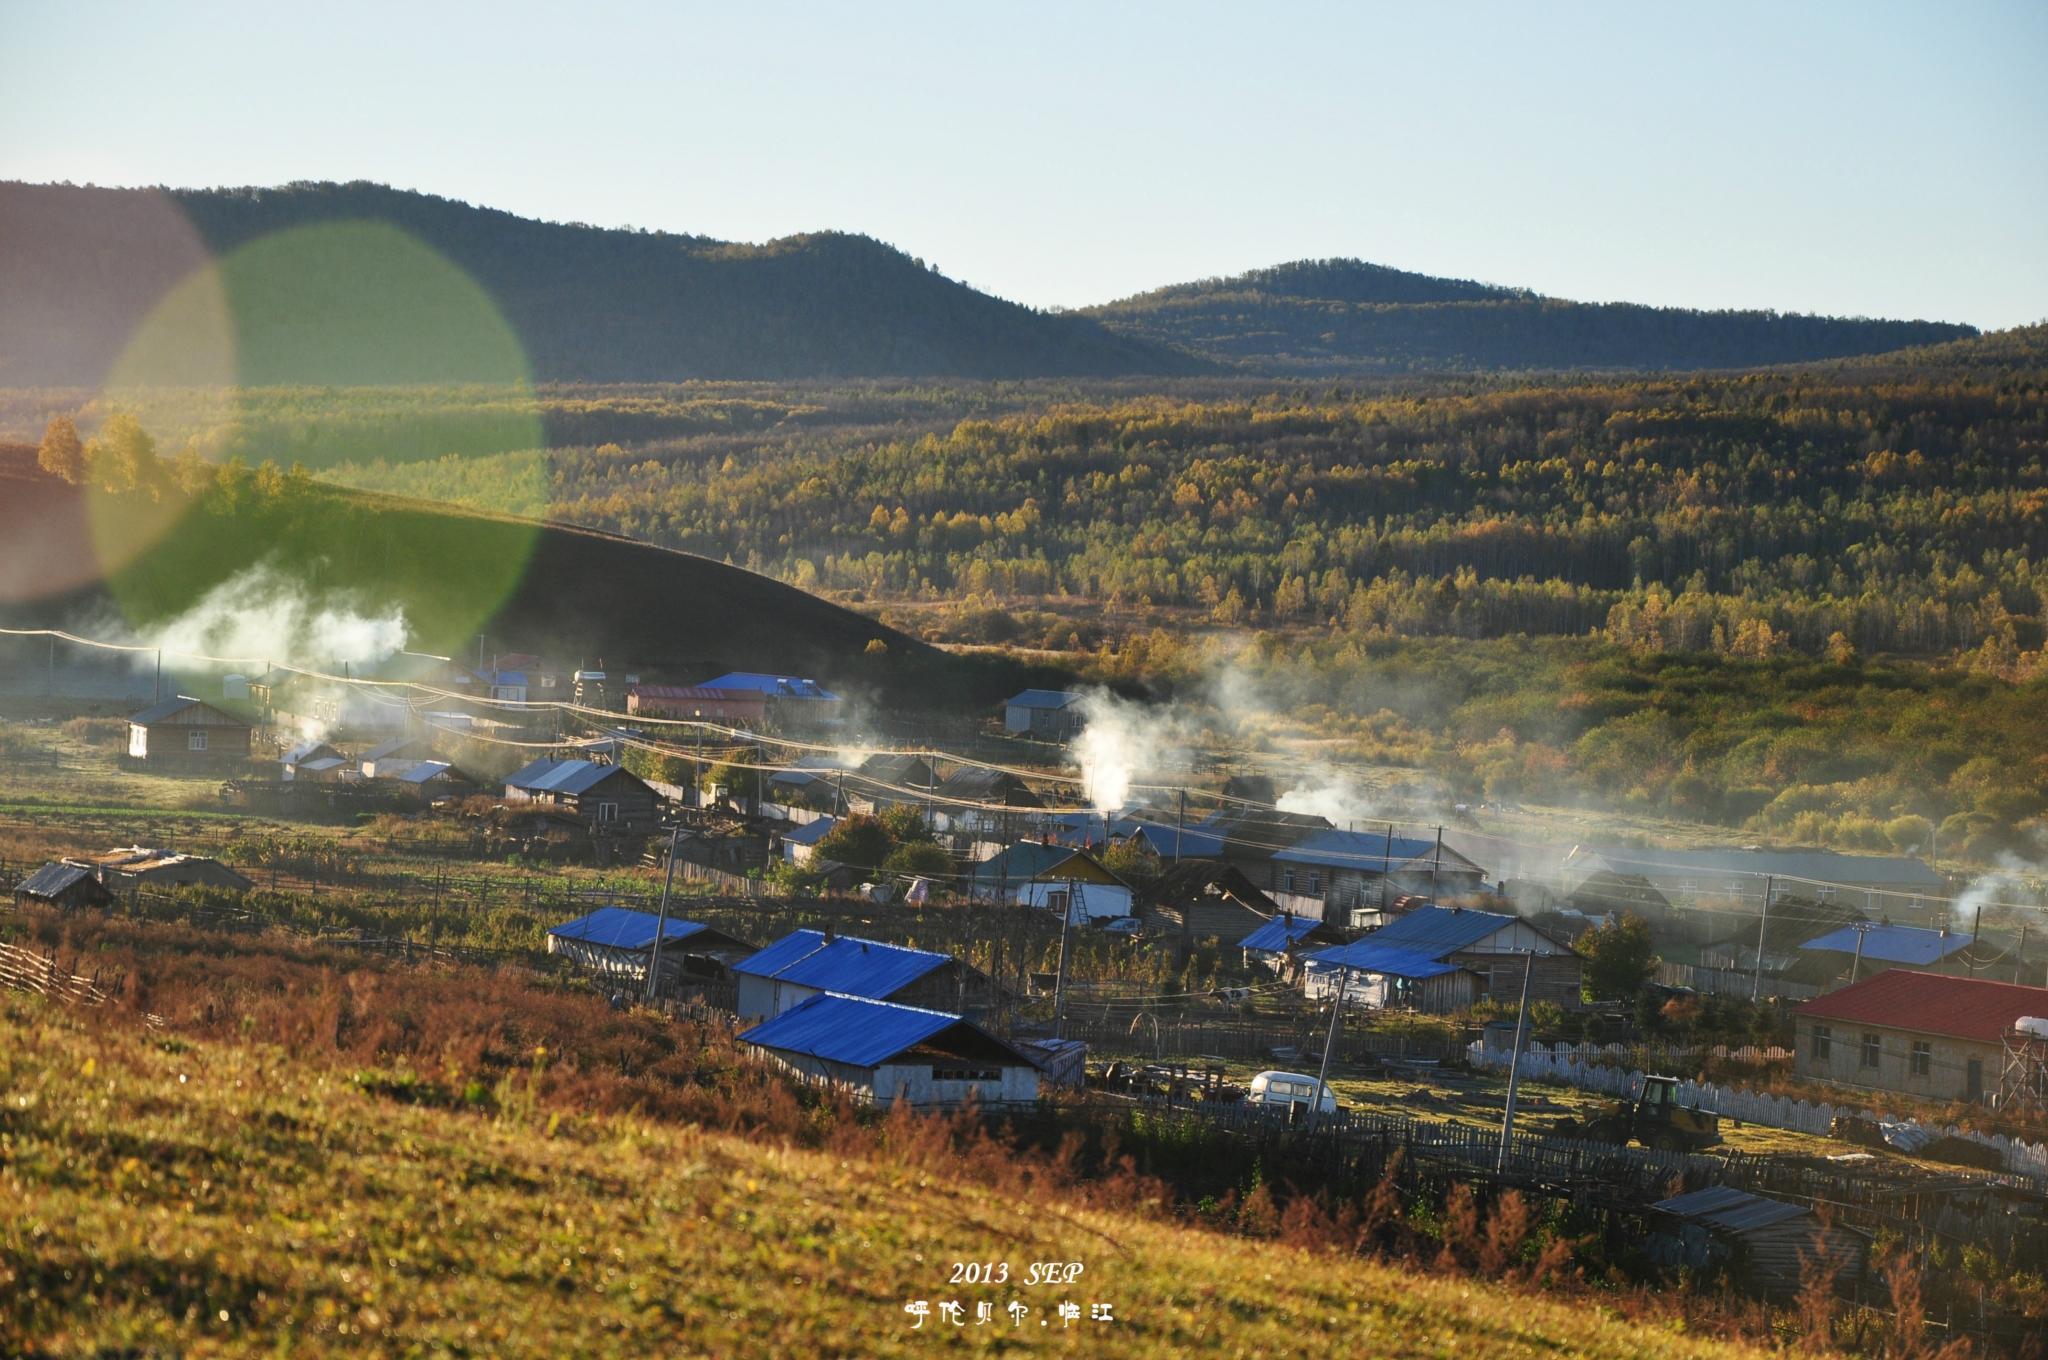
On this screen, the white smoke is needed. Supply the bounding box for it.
[136,563,408,670]
[1951,851,2048,935]
[1276,767,1386,825]
[1071,688,1194,811]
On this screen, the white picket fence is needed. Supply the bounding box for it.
[1471,1041,2048,1182]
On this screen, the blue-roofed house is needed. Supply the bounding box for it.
[503,758,658,827]
[782,815,838,865]
[1793,922,1991,986]
[1270,829,1489,925]
[1133,860,1282,956]
[965,842,1132,921]
[546,907,758,992]
[1300,940,1482,1012]
[1355,904,1582,1008]
[734,929,966,1020]
[741,993,1040,1109]
[1003,689,1085,741]
[698,673,843,726]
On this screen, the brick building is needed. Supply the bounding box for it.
[1791,970,2048,1106]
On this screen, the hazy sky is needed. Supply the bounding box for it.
[4,2,2043,327]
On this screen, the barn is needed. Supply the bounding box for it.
[13,862,112,912]
[733,929,963,1021]
[741,992,1040,1110]
[126,696,250,767]
[546,906,756,994]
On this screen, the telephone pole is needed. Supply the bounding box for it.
[1496,949,1536,1174]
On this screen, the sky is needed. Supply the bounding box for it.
[3,1,2043,328]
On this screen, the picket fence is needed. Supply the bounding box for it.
[1471,1042,2048,1181]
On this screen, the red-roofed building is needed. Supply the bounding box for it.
[624,685,766,726]
[1792,970,2048,1105]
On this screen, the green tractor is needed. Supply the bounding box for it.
[1555,1075,1721,1153]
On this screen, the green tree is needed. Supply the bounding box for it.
[37,416,85,484]
[814,813,893,870]
[85,412,157,493]
[1578,912,1658,1002]
[881,841,954,879]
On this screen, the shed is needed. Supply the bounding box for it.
[393,761,479,798]
[1301,940,1480,1013]
[1003,689,1085,740]
[782,815,837,864]
[546,906,756,992]
[1237,911,1345,961]
[126,696,251,766]
[358,735,435,778]
[503,758,658,828]
[13,862,112,911]
[931,766,1044,840]
[1138,860,1281,952]
[847,753,939,808]
[734,929,963,1021]
[1795,922,1983,985]
[741,992,1039,1110]
[1647,1186,1868,1296]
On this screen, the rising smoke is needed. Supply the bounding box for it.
[135,562,409,670]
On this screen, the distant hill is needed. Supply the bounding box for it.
[1084,257,1978,372]
[0,180,1205,386]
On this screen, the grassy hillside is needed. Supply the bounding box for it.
[1084,257,1977,373]
[0,180,1207,387]
[0,923,1789,1359]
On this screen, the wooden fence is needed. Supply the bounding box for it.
[0,940,118,1007]
[1053,1013,1471,1066]
[1659,960,1823,1001]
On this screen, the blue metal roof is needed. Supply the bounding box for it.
[1273,829,1469,871]
[505,758,641,796]
[1237,914,1325,952]
[395,760,457,784]
[734,929,952,998]
[1116,820,1227,858]
[785,817,837,846]
[1363,905,1522,957]
[1005,689,1081,710]
[548,906,711,952]
[742,993,984,1069]
[1801,923,1975,965]
[1302,941,1465,979]
[701,673,841,701]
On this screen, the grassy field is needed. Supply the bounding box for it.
[0,985,1790,1360]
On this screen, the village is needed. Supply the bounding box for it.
[3,637,2048,1344]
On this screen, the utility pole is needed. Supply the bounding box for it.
[1051,880,1079,1040]
[1496,949,1537,1174]
[47,636,54,699]
[1382,822,1394,914]
[1430,825,1443,904]
[1307,952,1351,1135]
[153,649,161,705]
[1175,788,1185,863]
[2016,926,2029,986]
[644,823,682,1005]
[1751,875,1775,1002]
[1849,921,1874,986]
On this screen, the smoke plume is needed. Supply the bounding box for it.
[135,562,409,670]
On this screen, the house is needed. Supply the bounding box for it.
[1300,939,1481,1013]
[545,906,756,993]
[1199,806,1333,889]
[931,766,1044,841]
[1003,689,1085,741]
[503,758,658,828]
[76,848,253,892]
[847,753,940,809]
[1268,829,1489,924]
[1561,846,1942,918]
[1353,904,1581,1007]
[782,816,837,865]
[625,684,768,726]
[1138,860,1282,953]
[281,738,349,783]
[741,992,1040,1109]
[733,929,965,1021]
[764,754,851,812]
[391,761,479,800]
[1791,921,1998,987]
[1791,970,2048,1105]
[1647,1186,1869,1297]
[697,673,843,725]
[966,842,1132,921]
[13,862,112,912]
[126,696,250,767]
[1696,896,1867,977]
[488,653,563,698]
[357,735,435,778]
[1116,819,1228,861]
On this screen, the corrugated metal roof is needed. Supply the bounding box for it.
[15,862,97,898]
[968,842,1120,887]
[360,736,430,763]
[1654,1185,1812,1234]
[1238,914,1325,952]
[548,906,711,952]
[734,929,951,998]
[396,761,457,784]
[785,817,837,846]
[1800,923,1974,965]
[1793,969,2048,1043]
[700,673,840,701]
[1364,905,1522,956]
[1005,689,1081,709]
[1272,829,1484,874]
[1302,942,1465,980]
[742,993,987,1069]
[505,758,642,796]
[1116,820,1227,858]
[128,695,239,726]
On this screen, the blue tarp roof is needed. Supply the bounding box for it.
[734,929,951,998]
[548,907,713,952]
[1005,689,1081,709]
[1272,829,1474,872]
[785,816,837,846]
[505,758,639,795]
[700,673,840,701]
[1237,914,1326,952]
[743,992,1000,1069]
[1302,941,1466,979]
[1801,923,1975,965]
[1361,905,1523,957]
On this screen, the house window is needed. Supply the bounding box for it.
[931,1067,1001,1083]
[595,802,619,823]
[1811,1025,1831,1061]
[1908,894,1924,911]
[1860,1033,1881,1069]
[1284,869,1297,893]
[186,730,208,751]
[1307,873,1321,895]
[1816,885,1836,903]
[1911,1041,1931,1077]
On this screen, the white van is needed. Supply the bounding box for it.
[1247,1070,1337,1114]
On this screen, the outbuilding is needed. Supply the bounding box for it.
[1268,828,1488,925]
[13,862,113,912]
[545,906,757,993]
[1300,940,1481,1013]
[742,992,1039,1109]
[78,848,253,892]
[503,758,659,828]
[1002,689,1085,741]
[734,929,965,1021]
[1647,1186,1869,1297]
[126,696,251,767]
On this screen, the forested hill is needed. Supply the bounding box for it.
[0,180,1205,386]
[1084,257,1978,373]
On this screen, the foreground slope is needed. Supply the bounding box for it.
[1086,257,1977,372]
[0,997,1766,1359]
[0,180,1207,386]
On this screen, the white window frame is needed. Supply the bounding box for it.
[595,801,619,823]
[187,729,208,751]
